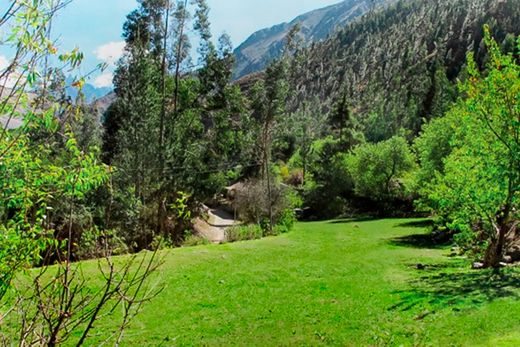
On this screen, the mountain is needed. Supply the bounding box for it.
[282,0,520,141]
[0,115,23,130]
[232,0,395,79]
[92,91,116,119]
[0,87,37,130]
[79,83,112,103]
[65,77,112,103]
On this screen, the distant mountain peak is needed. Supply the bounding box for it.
[232,0,394,79]
[65,76,113,103]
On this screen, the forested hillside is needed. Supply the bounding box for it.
[283,0,520,141]
[233,0,395,79]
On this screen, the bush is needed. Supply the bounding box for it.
[234,179,294,226]
[347,136,416,201]
[183,235,211,247]
[151,234,175,250]
[279,164,291,182]
[275,208,297,234]
[226,224,263,242]
[76,228,129,260]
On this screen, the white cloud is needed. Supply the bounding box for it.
[93,41,125,66]
[93,72,114,88]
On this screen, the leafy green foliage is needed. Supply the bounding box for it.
[417,27,519,266]
[414,115,458,190]
[272,208,297,235]
[303,137,353,218]
[347,136,416,202]
[0,119,108,298]
[0,0,110,298]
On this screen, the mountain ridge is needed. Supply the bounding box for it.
[232,0,395,79]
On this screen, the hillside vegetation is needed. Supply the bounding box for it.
[284,0,520,140]
[233,0,395,79]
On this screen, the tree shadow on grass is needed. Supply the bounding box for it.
[391,266,520,313]
[388,218,520,314]
[330,218,433,225]
[388,220,451,249]
[395,220,434,229]
[388,233,450,249]
[328,216,384,224]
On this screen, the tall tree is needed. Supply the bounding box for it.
[418,27,519,267]
[250,58,289,232]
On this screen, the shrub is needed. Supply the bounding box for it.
[151,234,175,250]
[275,208,297,234]
[279,164,291,182]
[347,136,416,201]
[76,228,129,260]
[226,224,263,242]
[234,179,294,226]
[183,235,211,247]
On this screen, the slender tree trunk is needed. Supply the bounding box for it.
[266,162,273,233]
[262,124,273,233]
[157,2,170,235]
[491,170,515,268]
[302,151,307,186]
[173,0,188,118]
[159,2,170,163]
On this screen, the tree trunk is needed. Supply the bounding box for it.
[157,2,170,236]
[484,226,507,268]
[302,151,307,186]
[262,124,273,234]
[484,204,511,268]
[266,163,274,233]
[173,0,188,118]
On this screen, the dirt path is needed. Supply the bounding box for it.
[193,206,238,243]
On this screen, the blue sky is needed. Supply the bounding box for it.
[1,0,341,88]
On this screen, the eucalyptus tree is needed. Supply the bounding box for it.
[104,0,249,242]
[250,58,289,232]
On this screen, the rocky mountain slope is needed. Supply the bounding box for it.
[283,0,520,141]
[92,91,116,118]
[66,77,112,103]
[232,0,395,79]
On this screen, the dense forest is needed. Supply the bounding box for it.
[0,0,519,344]
[283,0,519,138]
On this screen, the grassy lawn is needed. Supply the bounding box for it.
[13,219,520,346]
[94,218,520,346]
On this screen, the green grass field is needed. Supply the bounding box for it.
[91,219,520,346]
[25,219,520,345]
